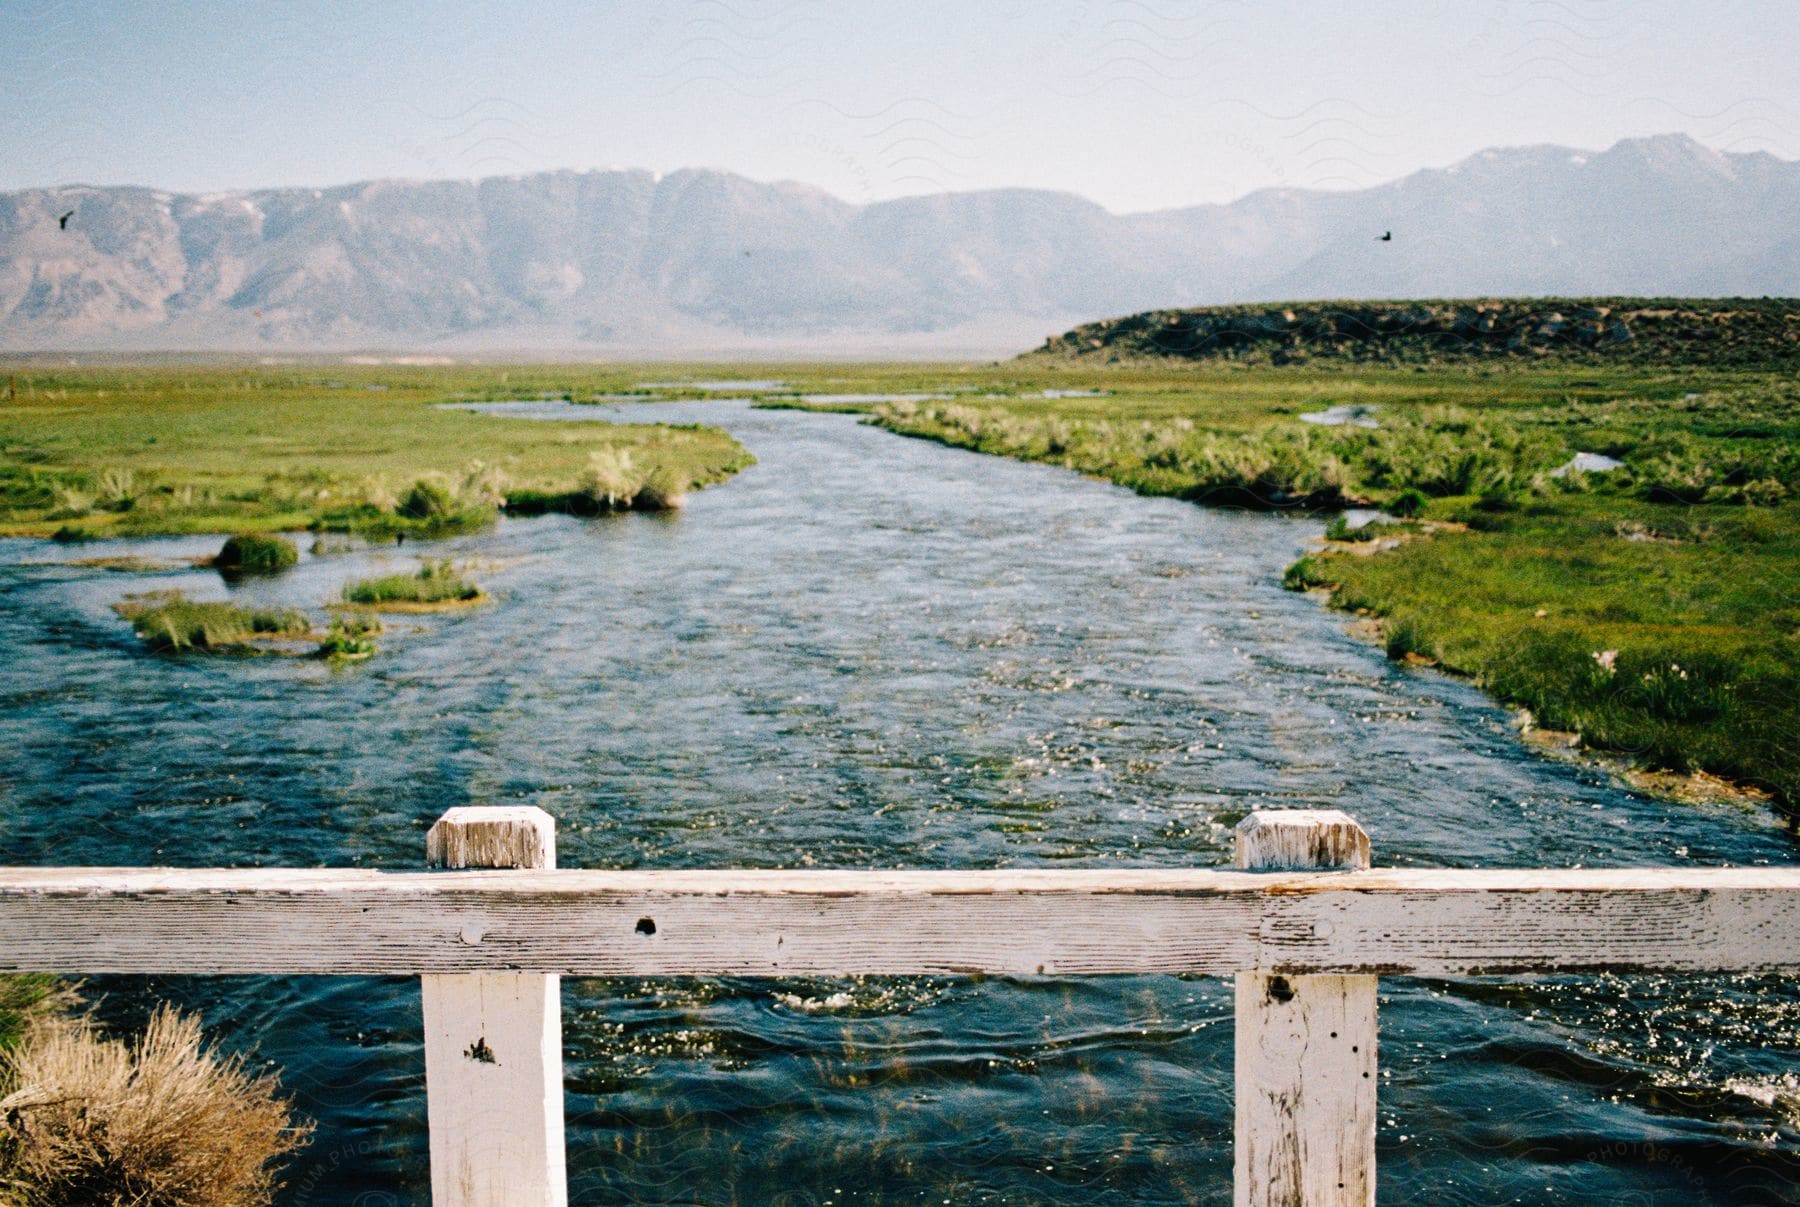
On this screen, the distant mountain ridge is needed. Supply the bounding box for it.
[1,134,1796,354]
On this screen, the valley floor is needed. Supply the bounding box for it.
[2,357,1794,811]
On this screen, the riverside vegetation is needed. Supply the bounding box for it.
[740,345,1799,814]
[0,984,306,1207]
[0,363,753,540]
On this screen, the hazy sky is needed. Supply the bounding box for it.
[2,0,1796,211]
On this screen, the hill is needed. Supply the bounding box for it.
[1029,298,1800,367]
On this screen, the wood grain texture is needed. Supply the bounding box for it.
[422,808,567,1207]
[427,806,556,872]
[1235,811,1376,1207]
[1235,973,1376,1206]
[0,866,1795,976]
[1235,811,1370,872]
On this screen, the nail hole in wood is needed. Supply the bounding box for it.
[1266,976,1295,1004]
[635,917,656,936]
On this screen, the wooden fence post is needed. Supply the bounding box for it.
[422,807,567,1207]
[1234,810,1376,1207]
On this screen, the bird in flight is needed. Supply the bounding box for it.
[57,210,75,230]
[1377,230,1392,242]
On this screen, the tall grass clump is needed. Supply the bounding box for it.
[1389,488,1427,518]
[0,1007,308,1207]
[341,560,482,607]
[875,404,1353,509]
[457,460,511,509]
[633,466,690,511]
[316,615,380,661]
[397,478,456,521]
[210,535,297,575]
[116,595,310,653]
[315,477,498,540]
[1383,616,1436,662]
[94,467,141,513]
[1169,428,1350,508]
[394,477,495,534]
[576,448,642,511]
[1281,555,1331,591]
[1347,410,1564,498]
[1627,431,1800,505]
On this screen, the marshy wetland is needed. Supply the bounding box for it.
[1,364,1797,1202]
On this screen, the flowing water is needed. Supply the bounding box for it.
[1,399,1795,1205]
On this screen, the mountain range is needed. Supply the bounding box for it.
[1,134,1794,355]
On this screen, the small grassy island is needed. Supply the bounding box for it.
[340,560,486,611]
[116,592,383,660]
[116,593,313,653]
[211,533,298,574]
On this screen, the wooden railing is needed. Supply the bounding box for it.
[3,805,1798,1206]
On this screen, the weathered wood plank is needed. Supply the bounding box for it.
[1,866,1796,976]
[1235,810,1376,1207]
[421,808,567,1207]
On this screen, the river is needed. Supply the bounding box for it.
[1,398,1794,1204]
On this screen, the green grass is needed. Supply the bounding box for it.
[1309,500,1800,806]
[0,974,70,1051]
[1324,517,1412,543]
[0,363,754,539]
[341,560,482,607]
[212,533,297,573]
[116,593,312,652]
[318,614,380,661]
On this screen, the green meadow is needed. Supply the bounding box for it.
[0,363,754,539]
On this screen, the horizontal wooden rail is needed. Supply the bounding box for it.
[6,808,1795,1206]
[3,864,1797,977]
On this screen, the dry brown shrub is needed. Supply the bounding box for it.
[0,1007,309,1207]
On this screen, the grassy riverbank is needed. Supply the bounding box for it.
[748,361,1798,812]
[0,363,753,539]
